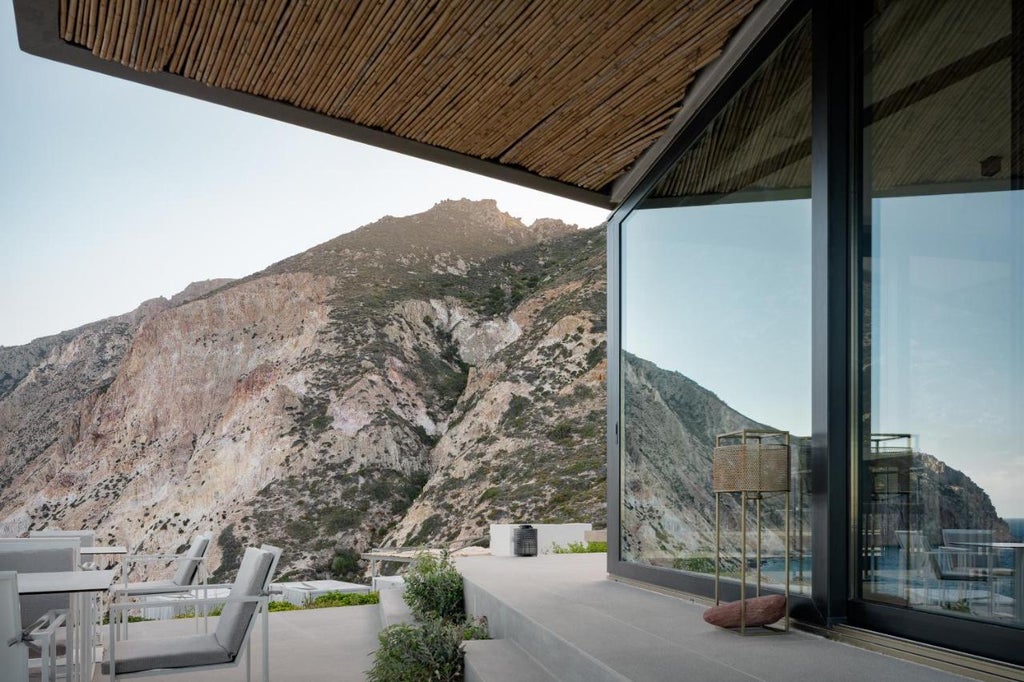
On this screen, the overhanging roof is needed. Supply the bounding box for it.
[13,0,788,208]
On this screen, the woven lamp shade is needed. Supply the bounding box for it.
[712,443,790,493]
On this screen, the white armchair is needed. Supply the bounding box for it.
[104,545,282,682]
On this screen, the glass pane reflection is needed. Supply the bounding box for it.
[619,17,812,595]
[859,0,1024,627]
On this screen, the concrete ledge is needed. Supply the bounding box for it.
[378,582,414,628]
[464,639,557,682]
[457,554,968,682]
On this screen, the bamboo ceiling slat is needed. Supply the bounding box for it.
[319,0,391,115]
[230,1,288,91]
[411,2,541,146]
[60,0,760,192]
[133,0,152,66]
[278,2,343,105]
[242,2,295,93]
[505,3,749,180]
[653,17,811,199]
[355,2,461,127]
[293,3,359,110]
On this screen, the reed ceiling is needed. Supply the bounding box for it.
[51,0,759,198]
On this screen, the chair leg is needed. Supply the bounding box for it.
[263,602,270,682]
[246,636,252,682]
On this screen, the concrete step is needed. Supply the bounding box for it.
[464,566,629,682]
[377,582,414,628]
[458,554,969,682]
[464,639,558,682]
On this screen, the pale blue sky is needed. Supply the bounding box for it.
[0,4,608,347]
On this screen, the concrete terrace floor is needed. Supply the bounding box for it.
[90,605,381,682]
[84,554,998,681]
[457,553,974,682]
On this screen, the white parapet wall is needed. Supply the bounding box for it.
[489,523,593,556]
[271,580,370,606]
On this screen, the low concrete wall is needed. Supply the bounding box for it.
[489,523,592,556]
[377,576,414,628]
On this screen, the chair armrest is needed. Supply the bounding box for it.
[7,610,67,648]
[108,581,235,602]
[108,593,267,614]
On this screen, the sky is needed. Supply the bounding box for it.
[622,199,812,438]
[0,4,609,348]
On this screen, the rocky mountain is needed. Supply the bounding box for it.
[0,199,606,581]
[3,197,998,583]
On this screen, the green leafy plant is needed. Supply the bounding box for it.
[172,603,225,619]
[308,591,379,608]
[403,552,465,623]
[461,616,489,641]
[550,540,607,554]
[367,620,465,682]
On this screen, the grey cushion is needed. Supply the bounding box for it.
[172,536,210,587]
[101,634,231,674]
[0,547,74,628]
[110,580,190,597]
[214,548,273,657]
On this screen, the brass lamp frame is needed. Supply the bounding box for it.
[713,429,791,635]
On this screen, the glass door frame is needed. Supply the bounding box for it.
[842,0,1024,664]
[606,0,1024,665]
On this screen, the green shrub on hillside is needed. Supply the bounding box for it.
[550,540,607,554]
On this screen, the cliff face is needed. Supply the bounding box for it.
[0,199,604,579]
[2,198,1000,582]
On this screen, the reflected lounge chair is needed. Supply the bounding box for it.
[104,544,281,682]
[895,530,993,607]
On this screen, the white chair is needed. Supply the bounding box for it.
[1,571,29,682]
[28,530,95,548]
[104,545,281,682]
[0,538,81,681]
[114,532,212,597]
[110,533,211,637]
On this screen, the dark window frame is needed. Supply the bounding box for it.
[606,0,1024,663]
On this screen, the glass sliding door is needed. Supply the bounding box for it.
[619,17,813,595]
[858,0,1024,629]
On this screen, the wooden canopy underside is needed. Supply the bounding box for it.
[55,0,758,195]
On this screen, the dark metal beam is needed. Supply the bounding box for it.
[809,0,859,627]
[12,0,613,210]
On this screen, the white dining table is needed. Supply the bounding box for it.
[18,569,117,682]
